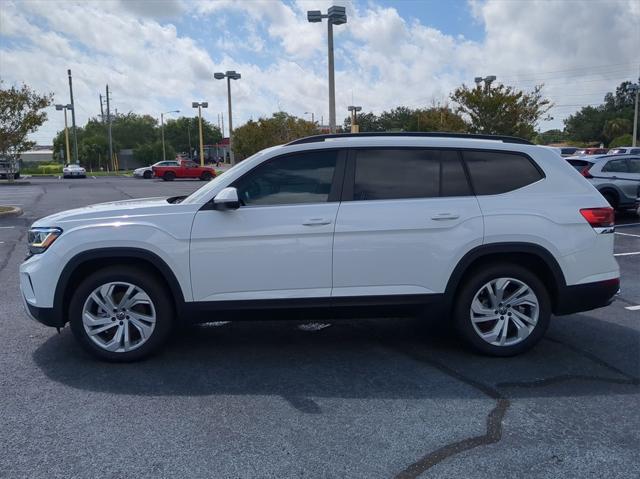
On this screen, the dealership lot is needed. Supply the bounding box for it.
[1,177,638,478]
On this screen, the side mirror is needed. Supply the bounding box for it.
[213,187,240,210]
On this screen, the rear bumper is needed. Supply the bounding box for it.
[554,277,619,315]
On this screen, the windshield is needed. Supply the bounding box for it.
[181,149,270,204]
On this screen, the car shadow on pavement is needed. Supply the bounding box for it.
[32,313,639,403]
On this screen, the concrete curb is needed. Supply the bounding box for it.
[0,180,32,186]
[0,206,23,217]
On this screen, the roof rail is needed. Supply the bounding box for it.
[286,132,534,146]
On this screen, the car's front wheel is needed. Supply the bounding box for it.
[163,171,175,181]
[200,171,213,181]
[453,264,550,356]
[143,170,152,179]
[69,266,174,361]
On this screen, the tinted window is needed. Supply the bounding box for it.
[567,159,591,171]
[185,161,198,168]
[463,151,543,195]
[628,158,640,173]
[353,149,470,201]
[602,159,629,173]
[234,151,337,206]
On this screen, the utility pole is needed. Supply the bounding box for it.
[106,85,113,171]
[99,94,104,123]
[67,69,79,164]
[187,120,192,159]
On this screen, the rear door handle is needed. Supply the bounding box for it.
[431,213,460,221]
[302,218,332,226]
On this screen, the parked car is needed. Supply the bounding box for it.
[607,147,640,155]
[21,133,619,361]
[0,157,20,179]
[62,164,86,178]
[566,154,640,211]
[152,159,216,181]
[575,148,608,155]
[134,160,179,179]
[558,147,579,157]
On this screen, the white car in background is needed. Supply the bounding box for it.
[133,160,179,179]
[62,164,86,178]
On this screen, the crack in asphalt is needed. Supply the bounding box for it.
[388,335,638,479]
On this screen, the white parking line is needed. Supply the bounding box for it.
[614,251,640,256]
[624,305,640,311]
[615,232,640,238]
[0,226,15,229]
[616,222,640,228]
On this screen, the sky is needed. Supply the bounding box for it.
[0,0,638,145]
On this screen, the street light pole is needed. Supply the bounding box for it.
[348,105,362,133]
[67,69,79,164]
[160,110,180,162]
[307,6,347,134]
[55,104,73,163]
[214,71,241,165]
[192,102,208,166]
[633,84,639,147]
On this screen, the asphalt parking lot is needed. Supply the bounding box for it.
[1,177,639,479]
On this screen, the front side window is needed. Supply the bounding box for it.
[234,150,338,206]
[353,149,470,201]
[602,159,629,173]
[463,151,543,195]
[627,158,640,173]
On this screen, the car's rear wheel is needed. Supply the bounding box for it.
[163,171,175,181]
[453,264,550,356]
[601,191,618,209]
[69,266,174,361]
[143,170,152,179]
[200,171,213,181]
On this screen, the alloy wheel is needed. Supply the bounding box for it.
[82,281,157,353]
[469,277,539,347]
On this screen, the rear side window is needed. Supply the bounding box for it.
[602,159,629,173]
[463,151,543,195]
[353,149,471,201]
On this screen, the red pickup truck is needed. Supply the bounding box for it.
[152,159,217,181]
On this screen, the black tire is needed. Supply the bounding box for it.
[200,171,213,181]
[164,171,175,181]
[453,263,551,357]
[69,266,175,362]
[601,191,618,209]
[143,170,152,179]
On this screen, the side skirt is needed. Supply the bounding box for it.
[181,294,448,323]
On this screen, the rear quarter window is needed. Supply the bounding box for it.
[463,151,544,195]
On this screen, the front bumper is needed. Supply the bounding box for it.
[554,277,620,315]
[21,293,61,327]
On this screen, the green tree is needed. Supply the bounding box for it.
[0,82,53,181]
[450,83,552,140]
[534,129,566,145]
[163,116,222,157]
[233,112,318,159]
[602,118,632,144]
[133,140,175,166]
[408,106,467,132]
[111,113,157,148]
[609,134,633,148]
[342,111,382,132]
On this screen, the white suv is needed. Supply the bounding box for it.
[20,133,620,361]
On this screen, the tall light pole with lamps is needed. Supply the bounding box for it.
[307,6,347,134]
[347,105,361,133]
[474,75,497,92]
[160,110,180,162]
[304,111,315,123]
[55,104,73,163]
[192,102,208,166]
[214,70,241,165]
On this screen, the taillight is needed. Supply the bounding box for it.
[580,166,593,178]
[580,207,614,228]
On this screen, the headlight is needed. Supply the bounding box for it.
[28,227,62,254]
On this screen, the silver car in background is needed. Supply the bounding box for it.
[567,154,640,212]
[133,160,179,179]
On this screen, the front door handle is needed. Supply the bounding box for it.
[302,218,332,226]
[431,213,460,221]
